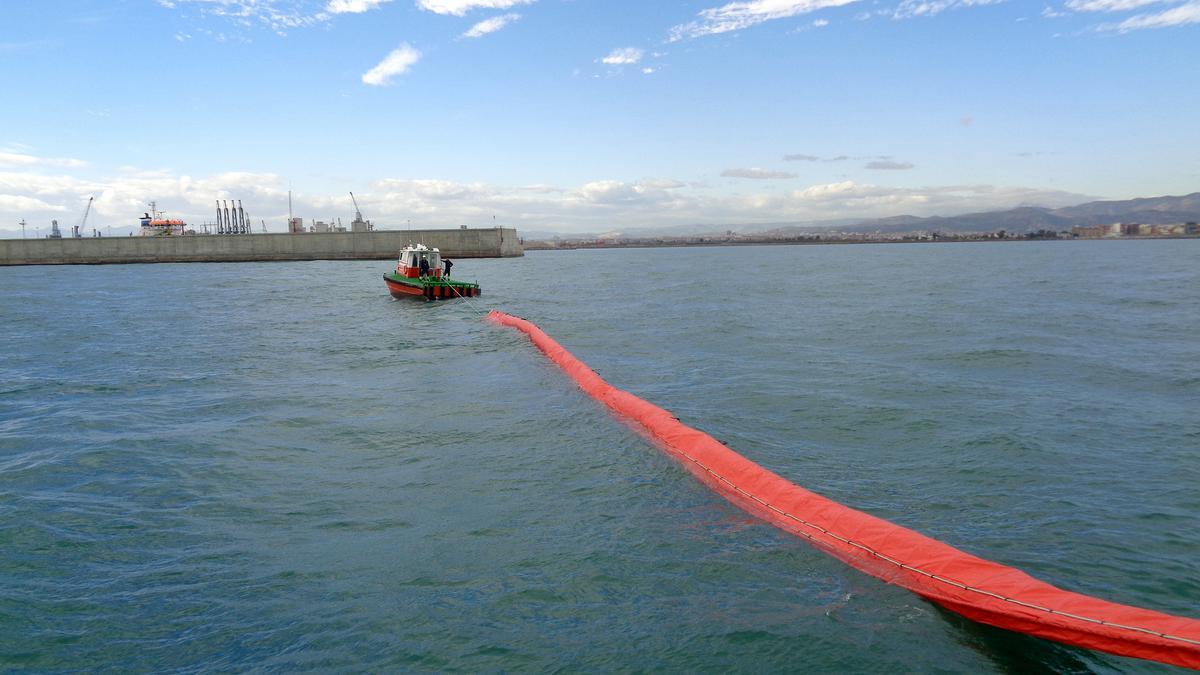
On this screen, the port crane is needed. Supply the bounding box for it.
[349,192,372,232]
[75,196,94,238]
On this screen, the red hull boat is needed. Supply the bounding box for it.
[383,244,480,301]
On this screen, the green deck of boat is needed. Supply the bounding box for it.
[384,273,480,291]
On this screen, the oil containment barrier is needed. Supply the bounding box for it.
[487,310,1200,669]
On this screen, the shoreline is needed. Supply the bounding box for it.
[528,233,1200,251]
[523,234,1199,251]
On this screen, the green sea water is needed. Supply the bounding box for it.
[1,240,1197,672]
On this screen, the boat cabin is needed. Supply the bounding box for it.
[396,243,442,279]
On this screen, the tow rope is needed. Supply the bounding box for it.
[487,310,1200,670]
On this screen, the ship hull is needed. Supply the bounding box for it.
[383,274,480,301]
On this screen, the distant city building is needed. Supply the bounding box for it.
[1071,225,1107,238]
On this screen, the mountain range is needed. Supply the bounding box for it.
[523,192,1200,240]
[786,191,1200,235]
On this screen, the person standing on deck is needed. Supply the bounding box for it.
[418,257,430,278]
[442,258,453,278]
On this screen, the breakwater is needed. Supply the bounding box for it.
[0,228,522,265]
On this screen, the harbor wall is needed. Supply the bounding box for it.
[0,228,522,265]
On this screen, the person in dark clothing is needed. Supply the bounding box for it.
[418,257,430,277]
[442,258,453,278]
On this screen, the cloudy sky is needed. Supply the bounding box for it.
[1,0,1198,235]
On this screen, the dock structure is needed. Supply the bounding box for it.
[0,228,522,265]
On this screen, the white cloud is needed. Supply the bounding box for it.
[641,67,656,74]
[159,0,330,33]
[0,151,87,168]
[639,178,687,189]
[362,44,422,85]
[1112,0,1200,28]
[813,17,830,25]
[377,178,490,201]
[416,0,534,16]
[601,47,644,65]
[668,0,860,41]
[326,0,392,13]
[462,12,520,37]
[0,195,65,212]
[722,168,798,179]
[0,161,1095,238]
[785,152,903,162]
[578,180,648,204]
[1065,0,1169,10]
[865,160,915,170]
[892,0,1005,19]
[515,184,565,194]
[774,181,1090,215]
[0,168,295,235]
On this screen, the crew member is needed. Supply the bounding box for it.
[442,258,453,278]
[418,257,430,277]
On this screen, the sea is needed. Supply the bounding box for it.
[1,240,1197,673]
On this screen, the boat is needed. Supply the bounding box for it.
[138,202,190,236]
[383,243,481,300]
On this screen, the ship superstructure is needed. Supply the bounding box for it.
[138,202,190,236]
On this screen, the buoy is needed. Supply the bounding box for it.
[487,310,1200,670]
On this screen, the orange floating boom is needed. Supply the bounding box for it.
[487,310,1200,670]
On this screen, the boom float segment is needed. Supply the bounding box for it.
[486,310,1200,670]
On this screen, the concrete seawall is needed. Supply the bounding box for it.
[0,228,522,265]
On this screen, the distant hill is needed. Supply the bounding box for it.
[772,192,1200,235]
[518,218,865,241]
[521,192,1200,240]
[1051,192,1200,224]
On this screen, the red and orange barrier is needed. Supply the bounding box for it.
[487,310,1200,669]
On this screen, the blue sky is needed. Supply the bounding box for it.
[1,0,1198,235]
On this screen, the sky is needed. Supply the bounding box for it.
[1,0,1198,236]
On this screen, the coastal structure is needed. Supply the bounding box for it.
[0,228,522,265]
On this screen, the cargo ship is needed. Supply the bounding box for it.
[138,202,190,236]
